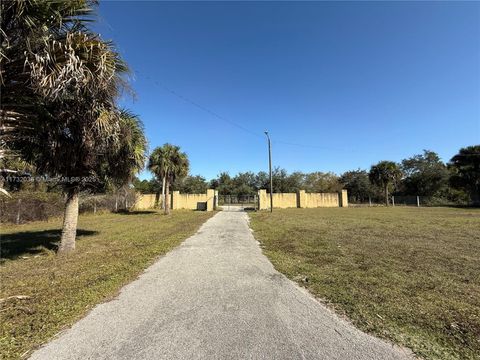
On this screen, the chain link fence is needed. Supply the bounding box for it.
[349,195,468,207]
[0,190,138,224]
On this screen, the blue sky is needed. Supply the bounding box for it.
[95,1,480,180]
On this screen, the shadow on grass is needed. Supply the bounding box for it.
[0,229,98,260]
[115,210,157,215]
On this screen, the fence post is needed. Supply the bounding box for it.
[16,198,21,224]
[369,196,372,207]
[258,189,267,210]
[171,191,180,210]
[338,189,348,207]
[417,195,420,207]
[206,189,215,211]
[297,190,306,208]
[392,196,395,207]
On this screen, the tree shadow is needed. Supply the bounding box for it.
[0,229,98,260]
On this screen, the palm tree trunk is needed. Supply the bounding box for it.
[58,188,79,254]
[384,185,389,206]
[164,179,170,215]
[162,176,166,210]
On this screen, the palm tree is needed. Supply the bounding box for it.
[1,0,96,198]
[148,144,189,215]
[104,110,147,209]
[148,147,167,211]
[97,110,148,212]
[1,1,145,253]
[369,161,402,206]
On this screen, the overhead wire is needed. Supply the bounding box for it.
[134,71,354,152]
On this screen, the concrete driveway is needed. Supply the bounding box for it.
[30,210,413,360]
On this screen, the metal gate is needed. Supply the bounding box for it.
[218,195,258,210]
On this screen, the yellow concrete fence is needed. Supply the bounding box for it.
[133,189,218,211]
[133,193,161,210]
[258,189,348,210]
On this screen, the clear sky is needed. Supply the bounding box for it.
[95,1,480,180]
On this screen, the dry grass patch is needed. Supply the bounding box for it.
[249,207,480,360]
[0,210,214,359]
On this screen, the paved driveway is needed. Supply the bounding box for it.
[30,210,412,360]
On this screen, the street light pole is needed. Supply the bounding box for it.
[264,131,273,212]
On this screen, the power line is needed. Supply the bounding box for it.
[135,71,262,138]
[134,71,355,152]
[272,139,351,152]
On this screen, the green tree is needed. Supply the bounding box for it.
[401,150,449,197]
[101,111,147,211]
[174,175,208,194]
[211,172,234,195]
[148,144,189,214]
[255,171,270,191]
[369,161,402,206]
[132,177,161,194]
[303,172,342,193]
[1,1,144,253]
[340,169,373,202]
[449,145,480,206]
[1,0,96,197]
[265,167,303,193]
[232,172,257,195]
[286,171,305,193]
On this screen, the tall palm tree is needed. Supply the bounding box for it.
[1,0,96,198]
[1,1,144,253]
[148,144,189,215]
[148,147,167,211]
[369,161,402,206]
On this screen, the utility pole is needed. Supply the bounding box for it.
[264,131,273,212]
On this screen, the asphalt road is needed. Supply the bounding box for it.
[30,209,413,360]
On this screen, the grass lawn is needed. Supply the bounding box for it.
[0,210,214,360]
[249,207,480,360]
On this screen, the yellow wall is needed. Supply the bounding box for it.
[172,192,207,210]
[258,189,269,210]
[172,189,216,211]
[272,193,297,208]
[134,189,217,211]
[258,189,348,209]
[133,193,161,210]
[304,192,339,208]
[257,190,300,210]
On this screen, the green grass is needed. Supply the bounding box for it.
[0,210,214,360]
[249,207,480,360]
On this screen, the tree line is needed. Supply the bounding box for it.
[135,146,479,206]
